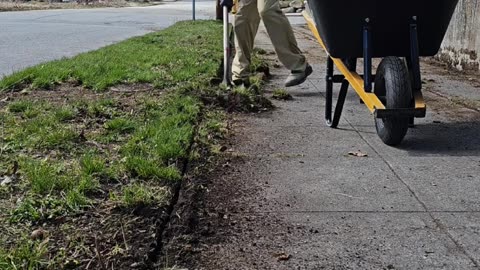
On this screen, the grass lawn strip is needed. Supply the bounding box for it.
[0,0,157,12]
[0,21,222,269]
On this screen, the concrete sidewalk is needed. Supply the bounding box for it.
[184,24,480,269]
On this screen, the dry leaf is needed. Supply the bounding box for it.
[275,252,291,261]
[348,151,368,157]
[0,176,13,186]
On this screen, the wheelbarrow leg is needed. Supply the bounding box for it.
[329,80,349,128]
[325,57,350,128]
[325,57,349,128]
[325,57,334,125]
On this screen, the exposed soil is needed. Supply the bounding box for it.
[160,115,312,270]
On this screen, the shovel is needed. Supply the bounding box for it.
[222,5,231,86]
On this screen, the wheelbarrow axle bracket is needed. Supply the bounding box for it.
[363,21,373,92]
[374,107,426,119]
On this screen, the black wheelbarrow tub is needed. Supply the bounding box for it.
[306,0,459,58]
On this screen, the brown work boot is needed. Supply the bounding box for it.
[285,64,313,87]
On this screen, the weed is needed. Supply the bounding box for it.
[7,100,33,113]
[21,159,72,195]
[80,153,106,176]
[42,128,77,149]
[77,174,100,193]
[251,51,270,75]
[104,118,135,134]
[253,47,267,55]
[65,189,91,210]
[4,112,77,150]
[272,88,293,100]
[124,156,181,181]
[11,195,66,223]
[230,85,273,112]
[9,197,42,223]
[87,99,117,118]
[54,106,76,122]
[0,237,49,270]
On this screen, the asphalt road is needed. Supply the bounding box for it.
[182,25,480,269]
[0,0,215,77]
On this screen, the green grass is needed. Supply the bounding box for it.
[8,100,33,113]
[0,21,225,268]
[80,153,106,176]
[0,21,222,92]
[112,183,170,207]
[11,195,69,223]
[21,159,73,194]
[0,238,49,270]
[272,88,293,100]
[124,157,181,181]
[2,106,78,151]
[104,117,136,134]
[53,105,76,122]
[120,95,199,181]
[9,158,97,222]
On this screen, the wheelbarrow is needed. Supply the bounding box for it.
[303,0,459,145]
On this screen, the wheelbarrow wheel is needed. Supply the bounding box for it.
[374,57,412,146]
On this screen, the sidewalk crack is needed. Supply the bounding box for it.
[345,116,480,268]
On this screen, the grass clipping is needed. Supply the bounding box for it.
[0,21,226,269]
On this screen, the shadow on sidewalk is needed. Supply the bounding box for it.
[402,121,480,156]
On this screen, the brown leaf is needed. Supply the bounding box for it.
[348,151,368,157]
[275,252,291,261]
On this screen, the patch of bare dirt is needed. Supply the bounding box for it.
[160,115,311,270]
[42,204,162,269]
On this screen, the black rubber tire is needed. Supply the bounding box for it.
[374,57,412,146]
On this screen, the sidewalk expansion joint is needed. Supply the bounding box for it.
[344,113,480,268]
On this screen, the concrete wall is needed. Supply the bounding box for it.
[439,0,480,72]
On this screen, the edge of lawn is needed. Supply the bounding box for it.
[0,20,272,269]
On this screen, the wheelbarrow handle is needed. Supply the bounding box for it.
[223,6,231,85]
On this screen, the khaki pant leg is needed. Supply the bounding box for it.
[257,0,306,72]
[232,0,261,80]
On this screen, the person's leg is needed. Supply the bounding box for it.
[257,0,306,72]
[232,0,261,82]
